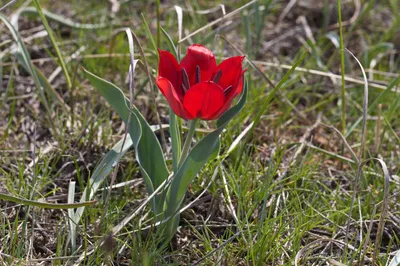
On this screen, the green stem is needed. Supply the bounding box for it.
[156,0,161,47]
[178,119,198,168]
[338,0,346,135]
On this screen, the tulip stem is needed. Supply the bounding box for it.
[178,119,198,168]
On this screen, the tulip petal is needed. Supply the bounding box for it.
[215,56,245,92]
[183,81,225,120]
[213,74,244,118]
[156,77,193,120]
[181,44,217,86]
[157,49,183,99]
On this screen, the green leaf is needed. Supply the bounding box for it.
[33,0,72,89]
[83,69,169,212]
[165,81,248,215]
[141,13,158,58]
[161,27,178,58]
[74,122,172,226]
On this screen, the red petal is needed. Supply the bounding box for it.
[215,56,245,91]
[180,44,217,86]
[183,81,225,120]
[157,49,183,99]
[213,74,244,118]
[156,77,193,120]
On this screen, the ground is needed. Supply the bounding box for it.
[0,0,399,265]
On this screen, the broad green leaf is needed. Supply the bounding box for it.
[83,69,169,212]
[165,82,248,215]
[74,122,172,225]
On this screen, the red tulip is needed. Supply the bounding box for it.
[156,44,245,120]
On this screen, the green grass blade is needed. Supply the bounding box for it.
[252,50,308,128]
[337,0,346,135]
[0,13,51,113]
[0,193,95,209]
[161,27,178,58]
[345,76,400,137]
[141,13,158,57]
[33,0,72,89]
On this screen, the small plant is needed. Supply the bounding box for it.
[83,41,247,243]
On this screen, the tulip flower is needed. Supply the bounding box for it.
[156,44,245,120]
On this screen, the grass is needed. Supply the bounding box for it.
[1,0,399,265]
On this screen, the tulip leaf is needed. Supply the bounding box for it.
[73,121,171,226]
[165,81,248,215]
[83,69,169,212]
